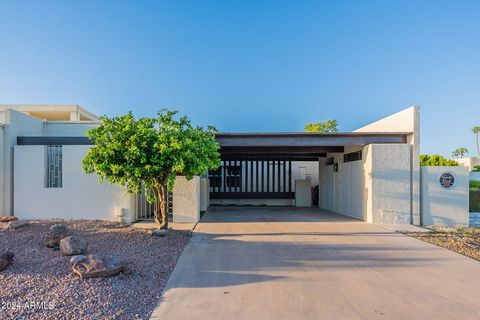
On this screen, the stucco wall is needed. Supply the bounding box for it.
[200,177,210,212]
[172,176,200,223]
[367,144,412,224]
[14,145,134,222]
[45,122,100,136]
[2,110,45,215]
[355,106,420,225]
[421,166,469,227]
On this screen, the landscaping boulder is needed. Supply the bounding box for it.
[70,254,127,279]
[0,216,17,223]
[0,252,14,272]
[44,232,71,248]
[50,224,68,235]
[60,236,87,255]
[8,220,28,229]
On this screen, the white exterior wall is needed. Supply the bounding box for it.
[355,106,420,225]
[366,144,412,224]
[46,122,100,136]
[172,176,201,223]
[421,166,469,227]
[318,154,365,220]
[14,145,134,222]
[2,110,45,216]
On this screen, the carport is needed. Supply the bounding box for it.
[209,131,414,223]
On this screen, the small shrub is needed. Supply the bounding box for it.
[471,180,480,190]
[470,190,480,212]
[420,154,458,166]
[473,165,480,172]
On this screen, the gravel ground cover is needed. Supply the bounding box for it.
[406,226,480,261]
[0,220,190,320]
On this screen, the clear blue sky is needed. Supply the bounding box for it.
[0,0,479,157]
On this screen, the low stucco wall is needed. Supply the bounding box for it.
[172,176,200,223]
[421,166,469,227]
[13,145,134,222]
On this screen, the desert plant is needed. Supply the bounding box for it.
[83,109,221,229]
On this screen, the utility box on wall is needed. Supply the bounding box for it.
[421,166,469,227]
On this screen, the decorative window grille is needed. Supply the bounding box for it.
[46,145,62,188]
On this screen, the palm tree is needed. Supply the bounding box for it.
[473,127,480,157]
[452,147,468,159]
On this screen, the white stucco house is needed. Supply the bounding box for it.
[0,104,470,227]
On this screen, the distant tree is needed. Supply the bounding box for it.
[451,147,468,159]
[420,154,458,166]
[304,120,338,133]
[83,109,221,230]
[473,127,480,157]
[473,165,480,172]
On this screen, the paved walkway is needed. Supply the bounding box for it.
[151,207,480,320]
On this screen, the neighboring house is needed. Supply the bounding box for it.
[0,105,470,227]
[456,157,480,172]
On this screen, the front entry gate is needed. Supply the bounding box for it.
[135,190,174,222]
[209,159,294,199]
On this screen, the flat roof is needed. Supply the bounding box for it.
[17,131,411,161]
[217,131,410,160]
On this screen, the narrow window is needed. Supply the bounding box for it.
[46,145,62,188]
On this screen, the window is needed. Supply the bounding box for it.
[343,150,362,163]
[46,145,62,188]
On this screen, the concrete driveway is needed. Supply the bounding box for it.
[151,207,480,320]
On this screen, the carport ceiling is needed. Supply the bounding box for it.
[216,132,410,161]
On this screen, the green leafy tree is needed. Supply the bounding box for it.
[419,154,458,166]
[304,120,338,133]
[83,109,221,229]
[473,126,480,157]
[451,147,468,159]
[473,165,480,172]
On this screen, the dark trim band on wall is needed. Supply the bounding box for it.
[17,136,94,145]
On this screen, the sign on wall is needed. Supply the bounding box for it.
[439,172,455,188]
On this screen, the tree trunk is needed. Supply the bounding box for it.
[153,182,169,230]
[476,132,479,157]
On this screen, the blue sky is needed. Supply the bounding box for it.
[0,0,479,157]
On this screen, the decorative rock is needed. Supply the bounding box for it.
[44,232,70,248]
[60,236,87,256]
[71,254,127,279]
[49,224,68,235]
[8,220,28,229]
[151,229,168,237]
[0,252,14,272]
[0,216,17,223]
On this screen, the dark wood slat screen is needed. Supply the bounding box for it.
[209,159,294,199]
